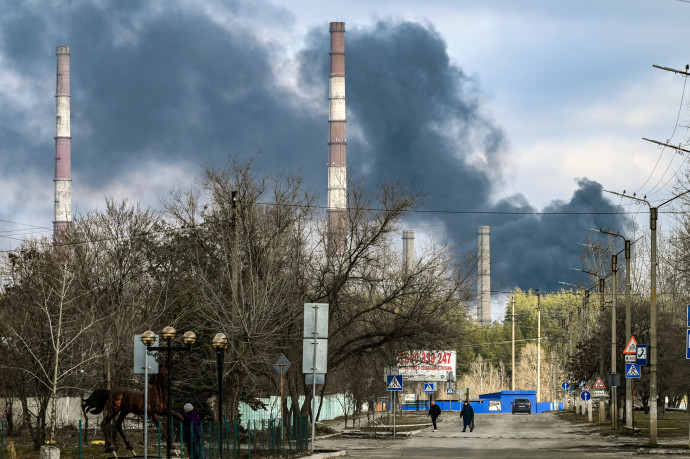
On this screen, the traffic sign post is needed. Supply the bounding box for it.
[303,303,328,453]
[561,381,570,390]
[386,374,403,438]
[581,391,591,401]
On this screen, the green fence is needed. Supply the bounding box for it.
[70,416,309,458]
[0,415,311,458]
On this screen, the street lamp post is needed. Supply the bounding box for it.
[212,333,228,458]
[606,188,690,444]
[143,326,196,459]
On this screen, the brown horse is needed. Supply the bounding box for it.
[82,368,183,453]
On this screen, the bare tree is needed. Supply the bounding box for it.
[0,243,102,448]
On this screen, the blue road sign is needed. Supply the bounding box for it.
[636,344,648,366]
[424,383,436,393]
[561,381,570,390]
[687,329,690,359]
[625,363,641,378]
[581,391,591,401]
[447,387,454,395]
[386,375,403,391]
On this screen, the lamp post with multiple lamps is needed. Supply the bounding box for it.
[212,333,228,457]
[142,326,196,459]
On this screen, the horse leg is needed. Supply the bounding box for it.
[114,411,136,454]
[100,411,117,452]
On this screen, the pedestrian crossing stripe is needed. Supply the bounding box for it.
[626,364,640,377]
[388,376,402,390]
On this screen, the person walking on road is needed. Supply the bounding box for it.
[428,400,441,431]
[460,400,474,432]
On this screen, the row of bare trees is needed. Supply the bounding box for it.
[0,155,475,449]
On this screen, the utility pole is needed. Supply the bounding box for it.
[590,228,641,429]
[537,290,541,404]
[611,254,618,431]
[510,296,515,390]
[606,188,690,444]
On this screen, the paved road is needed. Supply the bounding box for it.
[315,411,689,458]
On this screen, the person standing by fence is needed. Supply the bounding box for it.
[183,403,203,457]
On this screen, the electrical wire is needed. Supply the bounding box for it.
[635,73,689,197]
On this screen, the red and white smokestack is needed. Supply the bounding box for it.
[328,22,347,254]
[54,46,72,238]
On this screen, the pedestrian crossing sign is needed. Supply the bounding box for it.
[424,383,436,393]
[625,363,641,378]
[386,375,403,391]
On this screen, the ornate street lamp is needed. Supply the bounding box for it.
[142,326,196,459]
[212,332,228,457]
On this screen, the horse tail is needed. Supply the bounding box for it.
[82,388,111,415]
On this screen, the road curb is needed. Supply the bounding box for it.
[304,450,348,458]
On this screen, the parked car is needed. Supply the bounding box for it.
[512,398,531,414]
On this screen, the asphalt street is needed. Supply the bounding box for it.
[314,411,690,458]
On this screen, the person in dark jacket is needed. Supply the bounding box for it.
[183,403,202,457]
[427,400,441,431]
[460,400,474,432]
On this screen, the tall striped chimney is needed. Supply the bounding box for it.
[54,46,72,238]
[327,22,347,254]
[478,225,491,324]
[402,230,414,274]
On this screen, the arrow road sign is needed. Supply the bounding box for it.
[561,382,570,390]
[386,375,403,391]
[424,383,435,393]
[581,391,591,401]
[625,363,641,378]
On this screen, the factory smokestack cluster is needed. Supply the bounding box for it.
[53,46,72,238]
[327,22,347,254]
[478,225,491,324]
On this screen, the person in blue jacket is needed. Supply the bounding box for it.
[460,400,474,432]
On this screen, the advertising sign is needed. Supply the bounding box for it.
[397,351,456,381]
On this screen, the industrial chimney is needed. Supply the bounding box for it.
[54,46,72,238]
[478,225,491,324]
[402,230,414,274]
[327,22,347,254]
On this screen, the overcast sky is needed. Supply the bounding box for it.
[2,0,689,316]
